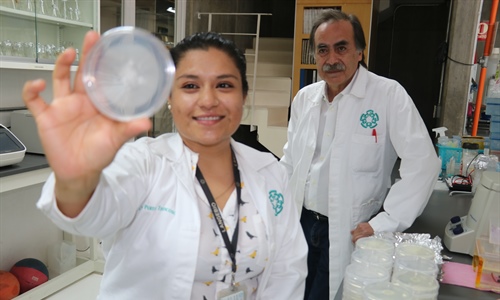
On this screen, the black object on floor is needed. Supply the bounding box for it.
[232,125,280,161]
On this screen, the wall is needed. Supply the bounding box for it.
[439,0,484,136]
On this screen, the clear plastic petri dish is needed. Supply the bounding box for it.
[350,248,394,273]
[355,236,395,257]
[363,282,413,300]
[392,271,440,299]
[395,243,436,263]
[82,26,176,122]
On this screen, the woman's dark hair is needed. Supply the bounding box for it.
[170,32,249,96]
[308,9,367,68]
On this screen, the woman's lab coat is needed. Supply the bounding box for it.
[37,134,307,300]
[280,66,441,299]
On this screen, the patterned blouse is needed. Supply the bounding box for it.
[192,179,269,300]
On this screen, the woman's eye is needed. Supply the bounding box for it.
[218,82,233,89]
[182,83,198,89]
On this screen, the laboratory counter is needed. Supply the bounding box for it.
[332,180,498,300]
[0,153,48,178]
[405,180,498,300]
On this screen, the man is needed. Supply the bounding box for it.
[279,9,440,300]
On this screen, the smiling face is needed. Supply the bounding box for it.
[169,47,246,151]
[314,20,362,97]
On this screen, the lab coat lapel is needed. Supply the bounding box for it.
[162,134,201,299]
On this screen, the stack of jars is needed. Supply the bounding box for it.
[343,237,441,300]
[343,237,396,300]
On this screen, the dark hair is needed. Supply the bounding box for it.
[309,9,367,68]
[170,32,249,96]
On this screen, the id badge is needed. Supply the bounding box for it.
[217,284,247,300]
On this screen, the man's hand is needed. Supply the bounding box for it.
[351,222,374,243]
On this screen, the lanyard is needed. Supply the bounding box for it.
[195,147,242,287]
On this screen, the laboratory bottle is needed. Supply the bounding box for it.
[461,142,480,176]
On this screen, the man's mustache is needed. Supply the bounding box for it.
[322,63,345,72]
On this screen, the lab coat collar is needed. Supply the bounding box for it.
[315,66,367,102]
[348,65,368,99]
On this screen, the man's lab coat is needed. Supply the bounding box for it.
[280,66,441,299]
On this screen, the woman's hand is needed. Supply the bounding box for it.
[22,30,152,216]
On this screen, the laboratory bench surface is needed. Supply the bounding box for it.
[333,180,499,300]
[0,153,48,178]
[406,181,498,300]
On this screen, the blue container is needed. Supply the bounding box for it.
[437,144,462,170]
[491,121,500,133]
[491,138,500,151]
[486,103,500,116]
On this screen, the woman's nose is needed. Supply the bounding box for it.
[198,87,219,108]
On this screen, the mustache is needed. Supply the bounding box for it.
[322,63,345,72]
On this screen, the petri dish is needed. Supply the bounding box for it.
[355,236,395,257]
[392,271,440,298]
[82,26,176,122]
[395,243,436,263]
[350,248,394,273]
[363,282,412,300]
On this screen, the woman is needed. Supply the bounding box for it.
[22,31,307,299]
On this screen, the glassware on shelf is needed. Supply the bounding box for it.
[12,41,23,56]
[74,0,80,21]
[37,0,46,14]
[19,0,34,12]
[49,0,60,17]
[2,40,13,56]
[37,42,45,59]
[24,42,35,58]
[61,0,67,19]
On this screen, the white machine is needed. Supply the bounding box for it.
[0,124,26,167]
[443,171,500,256]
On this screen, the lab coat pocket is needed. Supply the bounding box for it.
[350,133,385,173]
[251,215,270,268]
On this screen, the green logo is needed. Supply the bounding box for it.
[360,110,379,128]
[269,190,284,216]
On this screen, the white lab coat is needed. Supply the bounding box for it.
[280,66,441,299]
[37,133,308,300]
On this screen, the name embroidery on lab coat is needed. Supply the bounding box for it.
[269,190,284,216]
[360,109,379,128]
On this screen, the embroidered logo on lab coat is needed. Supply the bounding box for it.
[360,109,379,128]
[269,190,284,216]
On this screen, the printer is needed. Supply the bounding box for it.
[10,110,44,154]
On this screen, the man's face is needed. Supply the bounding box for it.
[314,20,363,93]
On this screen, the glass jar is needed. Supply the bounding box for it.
[461,142,480,176]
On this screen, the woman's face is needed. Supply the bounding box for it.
[169,47,246,151]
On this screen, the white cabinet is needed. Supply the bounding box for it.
[0,0,99,70]
[0,166,104,299]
